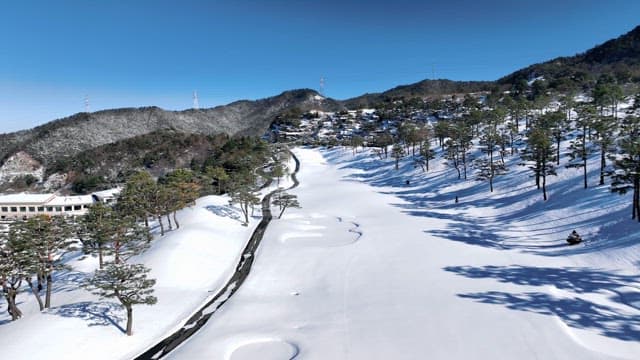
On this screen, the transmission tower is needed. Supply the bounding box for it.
[193,90,199,110]
[84,95,90,113]
[319,76,325,96]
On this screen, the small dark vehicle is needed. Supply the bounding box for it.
[566,230,582,245]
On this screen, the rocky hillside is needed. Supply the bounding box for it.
[0,89,343,166]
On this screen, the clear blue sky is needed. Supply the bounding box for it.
[1,0,639,132]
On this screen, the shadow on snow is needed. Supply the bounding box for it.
[445,265,640,341]
[51,301,126,334]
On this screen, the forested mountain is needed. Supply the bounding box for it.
[498,25,640,91]
[342,80,495,108]
[0,89,342,166]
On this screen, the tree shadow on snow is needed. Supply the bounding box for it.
[51,301,126,334]
[205,205,243,223]
[445,265,640,341]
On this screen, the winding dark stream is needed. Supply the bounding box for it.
[134,150,300,360]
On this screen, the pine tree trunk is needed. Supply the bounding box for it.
[489,146,494,191]
[98,247,104,269]
[173,211,180,229]
[45,272,53,309]
[583,158,588,189]
[279,206,286,219]
[600,148,606,186]
[582,126,588,189]
[27,278,45,311]
[126,305,133,336]
[157,216,165,236]
[37,271,44,291]
[166,214,173,230]
[556,136,561,165]
[6,289,22,320]
[631,173,640,221]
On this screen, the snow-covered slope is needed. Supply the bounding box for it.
[0,195,261,359]
[168,146,640,360]
[1,142,639,359]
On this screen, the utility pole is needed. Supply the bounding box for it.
[193,90,199,110]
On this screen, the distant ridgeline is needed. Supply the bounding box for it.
[0,24,639,193]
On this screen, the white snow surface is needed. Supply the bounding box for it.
[169,147,640,360]
[1,145,640,360]
[0,195,261,359]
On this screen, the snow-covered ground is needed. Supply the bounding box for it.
[1,143,639,360]
[0,195,261,359]
[168,146,640,360]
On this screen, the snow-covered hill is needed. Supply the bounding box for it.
[1,142,639,359]
[170,146,640,359]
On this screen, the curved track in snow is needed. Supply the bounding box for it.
[134,150,300,360]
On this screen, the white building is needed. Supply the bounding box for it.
[0,188,120,221]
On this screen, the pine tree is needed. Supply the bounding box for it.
[23,215,74,308]
[205,166,230,194]
[391,143,405,170]
[228,170,261,225]
[5,221,46,310]
[84,263,157,336]
[272,190,301,219]
[611,116,640,221]
[567,105,597,188]
[592,115,618,186]
[0,230,27,320]
[81,202,115,269]
[521,125,557,201]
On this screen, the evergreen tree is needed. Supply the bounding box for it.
[272,190,301,219]
[81,202,115,269]
[23,215,74,308]
[611,116,640,221]
[567,105,597,188]
[0,229,28,319]
[84,263,156,336]
[391,143,405,170]
[228,170,261,225]
[521,125,557,201]
[205,166,230,194]
[592,115,618,185]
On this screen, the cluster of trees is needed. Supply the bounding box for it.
[349,75,640,220]
[0,167,203,335]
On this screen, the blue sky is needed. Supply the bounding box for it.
[1,0,639,132]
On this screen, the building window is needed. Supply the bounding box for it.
[46,206,54,212]
[10,207,18,212]
[1,207,7,212]
[28,207,36,212]
[19,207,27,212]
[55,206,62,212]
[37,207,44,212]
[74,205,82,210]
[64,206,72,211]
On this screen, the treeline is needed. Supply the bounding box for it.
[356,76,640,220]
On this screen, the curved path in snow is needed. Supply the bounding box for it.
[134,150,300,360]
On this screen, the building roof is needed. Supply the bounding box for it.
[46,195,94,206]
[0,194,55,205]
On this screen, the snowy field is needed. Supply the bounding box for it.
[1,143,640,360]
[169,146,640,360]
[0,195,262,359]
